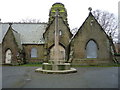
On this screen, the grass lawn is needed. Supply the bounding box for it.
[20,63,120,67]
[20,63,42,67]
[2,63,120,67]
[71,64,120,67]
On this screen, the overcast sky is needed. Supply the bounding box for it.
[0,0,119,29]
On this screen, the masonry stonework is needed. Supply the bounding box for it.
[1,3,117,65]
[2,26,23,65]
[70,13,113,65]
[23,44,44,63]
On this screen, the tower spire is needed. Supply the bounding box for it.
[49,3,68,24]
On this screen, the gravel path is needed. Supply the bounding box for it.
[2,66,119,88]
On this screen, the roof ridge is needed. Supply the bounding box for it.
[12,29,18,33]
[1,22,48,24]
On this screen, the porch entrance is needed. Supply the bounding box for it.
[5,49,12,64]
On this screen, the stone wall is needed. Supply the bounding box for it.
[44,17,72,61]
[115,43,120,53]
[115,56,120,63]
[0,44,2,64]
[70,13,113,65]
[23,44,45,63]
[2,28,20,65]
[44,17,72,48]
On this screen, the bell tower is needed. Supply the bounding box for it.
[49,2,68,24]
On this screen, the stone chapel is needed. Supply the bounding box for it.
[1,3,117,65]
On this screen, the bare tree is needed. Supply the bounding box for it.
[92,10,118,38]
[20,18,41,23]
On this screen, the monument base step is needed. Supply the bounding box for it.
[35,67,77,74]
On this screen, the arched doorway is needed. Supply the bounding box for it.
[5,49,12,64]
[50,45,65,60]
[86,40,98,58]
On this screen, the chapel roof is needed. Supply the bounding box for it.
[1,23,47,44]
[10,26,23,49]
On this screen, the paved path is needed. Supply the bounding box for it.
[2,66,119,88]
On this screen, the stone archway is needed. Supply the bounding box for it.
[50,45,65,60]
[5,49,12,64]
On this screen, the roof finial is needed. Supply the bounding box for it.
[88,7,92,12]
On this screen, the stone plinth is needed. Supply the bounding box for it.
[42,63,71,70]
[35,62,77,74]
[35,9,77,74]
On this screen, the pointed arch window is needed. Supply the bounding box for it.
[86,40,98,58]
[31,48,37,58]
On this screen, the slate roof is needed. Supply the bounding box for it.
[12,29,23,49]
[1,23,47,44]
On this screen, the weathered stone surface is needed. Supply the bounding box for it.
[0,44,2,64]
[35,67,77,74]
[2,26,22,65]
[44,17,72,61]
[49,3,68,24]
[70,12,113,65]
[1,3,115,65]
[23,44,44,63]
[115,56,120,63]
